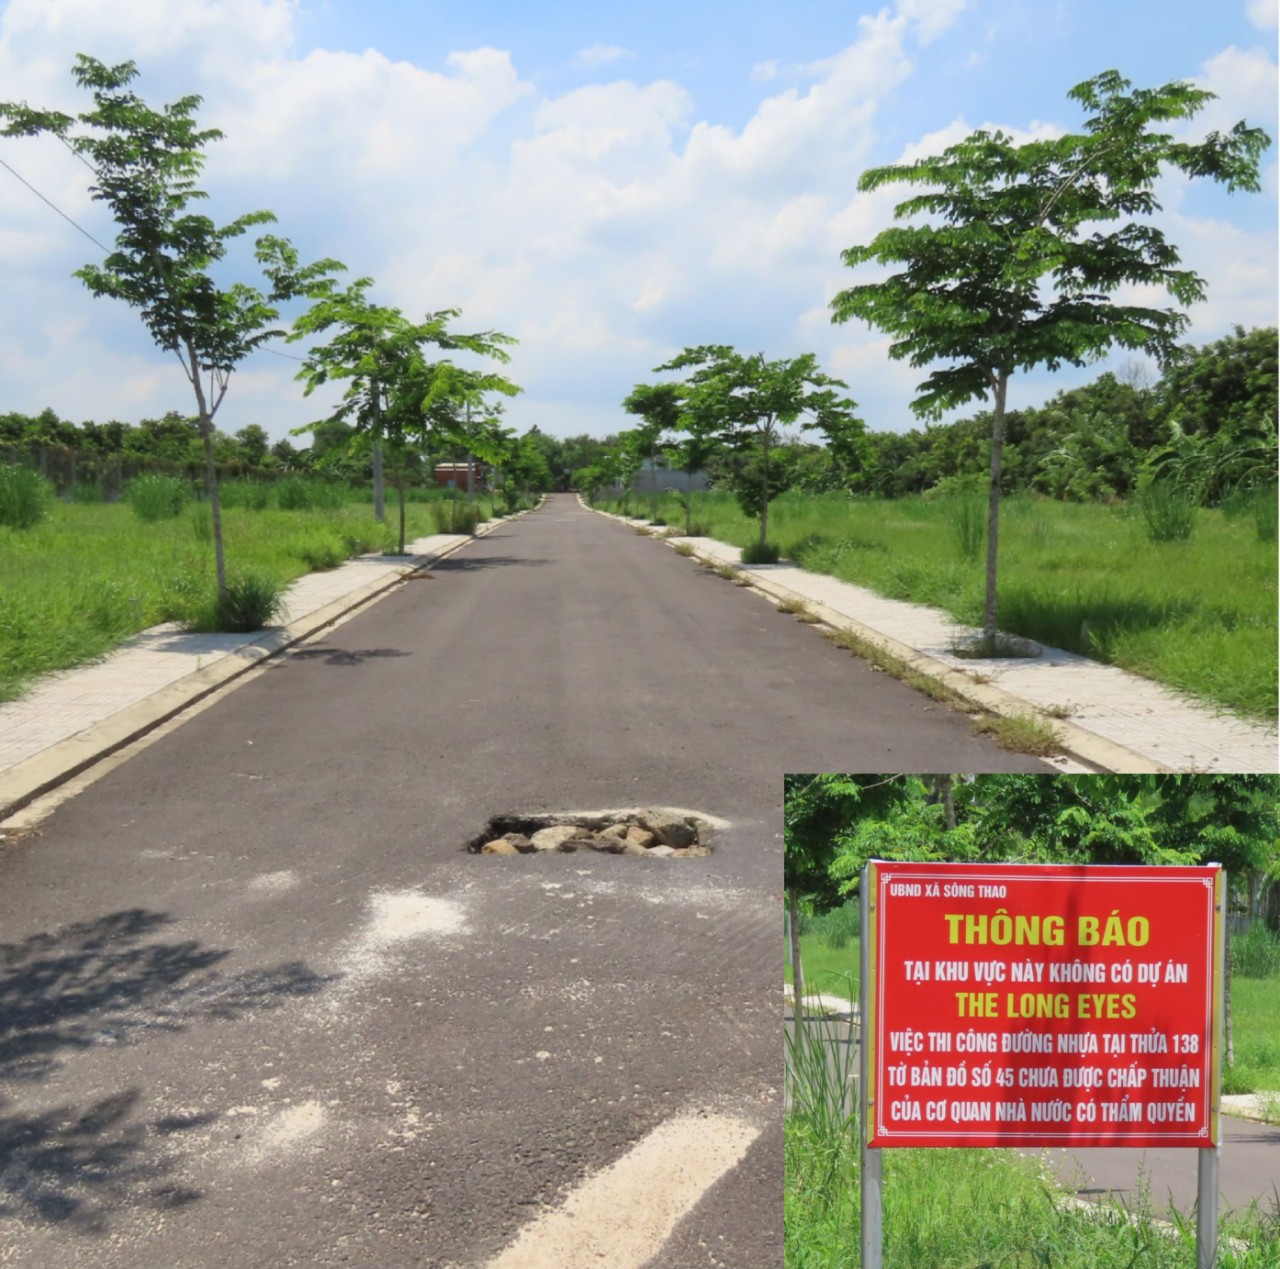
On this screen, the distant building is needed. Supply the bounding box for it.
[433,462,490,492]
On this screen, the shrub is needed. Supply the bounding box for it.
[127,474,187,522]
[157,569,206,623]
[741,540,782,565]
[0,466,53,528]
[1137,479,1196,542]
[276,477,345,512]
[1255,493,1278,543]
[214,571,287,632]
[429,498,480,535]
[295,534,347,571]
[1231,921,1280,979]
[340,530,378,556]
[803,902,861,949]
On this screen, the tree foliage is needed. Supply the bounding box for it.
[0,55,344,601]
[831,69,1270,644]
[654,346,861,545]
[290,278,518,551]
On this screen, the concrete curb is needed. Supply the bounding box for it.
[0,508,530,822]
[587,503,1169,774]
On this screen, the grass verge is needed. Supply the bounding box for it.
[785,1120,1280,1268]
[600,489,1277,719]
[971,710,1062,756]
[0,498,452,702]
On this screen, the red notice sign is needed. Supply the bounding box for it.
[865,862,1222,1149]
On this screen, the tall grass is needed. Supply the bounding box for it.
[1232,922,1280,979]
[787,1109,1280,1267]
[0,466,53,529]
[605,488,1276,718]
[0,499,444,702]
[799,901,861,950]
[1227,974,1280,1095]
[943,492,986,561]
[1138,480,1197,543]
[126,474,188,521]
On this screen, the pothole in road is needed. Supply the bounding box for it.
[467,808,714,858]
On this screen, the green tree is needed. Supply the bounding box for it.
[784,773,925,1021]
[235,424,270,467]
[503,430,555,505]
[604,436,644,516]
[1,55,344,604]
[657,346,860,546]
[291,278,517,552]
[831,69,1270,648]
[1147,326,1279,504]
[621,383,680,521]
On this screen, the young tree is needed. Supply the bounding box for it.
[605,436,644,516]
[291,279,517,552]
[623,381,724,534]
[831,69,1270,648]
[621,383,679,521]
[1,56,344,605]
[657,347,860,547]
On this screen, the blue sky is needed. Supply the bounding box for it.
[0,0,1275,443]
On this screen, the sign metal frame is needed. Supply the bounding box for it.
[858,860,1225,1269]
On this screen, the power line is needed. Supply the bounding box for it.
[0,155,112,252]
[1,155,313,365]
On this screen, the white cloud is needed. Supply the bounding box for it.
[1191,44,1279,136]
[1248,0,1278,28]
[574,42,632,68]
[213,46,531,183]
[896,0,969,44]
[0,0,296,77]
[0,1,1273,444]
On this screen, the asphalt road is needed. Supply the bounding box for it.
[0,495,1047,1269]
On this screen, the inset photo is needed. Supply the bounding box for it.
[784,773,1280,1268]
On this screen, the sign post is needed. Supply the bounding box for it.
[859,861,1224,1267]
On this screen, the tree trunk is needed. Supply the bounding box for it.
[983,373,1009,647]
[372,442,385,522]
[186,345,226,603]
[788,887,804,1031]
[684,468,693,536]
[397,472,406,555]
[941,775,956,830]
[760,425,771,547]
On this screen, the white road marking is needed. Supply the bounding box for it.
[482,1111,761,1269]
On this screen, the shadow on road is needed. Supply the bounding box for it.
[0,1087,212,1233]
[285,646,412,667]
[0,909,336,1231]
[434,555,549,572]
[0,908,336,1083]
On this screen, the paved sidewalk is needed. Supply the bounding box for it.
[0,525,498,818]
[609,513,1277,774]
